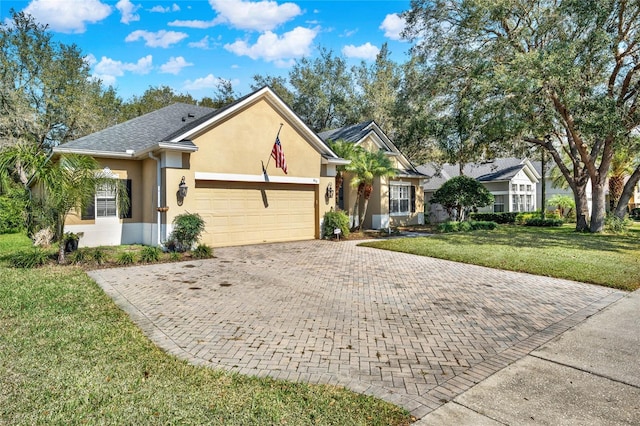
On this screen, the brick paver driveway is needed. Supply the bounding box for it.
[90,240,625,418]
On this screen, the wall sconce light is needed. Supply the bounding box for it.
[177,176,188,206]
[325,182,334,199]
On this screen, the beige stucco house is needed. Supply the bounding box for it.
[319,121,426,229]
[53,86,348,248]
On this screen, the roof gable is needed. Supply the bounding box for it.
[319,120,423,175]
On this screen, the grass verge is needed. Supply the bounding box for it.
[0,234,411,425]
[361,224,640,291]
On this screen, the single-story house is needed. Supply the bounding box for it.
[419,158,541,223]
[319,121,426,229]
[53,86,349,248]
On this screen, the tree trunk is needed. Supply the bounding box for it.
[540,150,546,218]
[589,182,607,233]
[58,241,67,264]
[357,183,373,230]
[608,175,625,211]
[573,179,590,232]
[351,183,364,230]
[335,172,343,206]
[614,166,640,219]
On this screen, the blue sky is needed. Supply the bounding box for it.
[1,0,414,101]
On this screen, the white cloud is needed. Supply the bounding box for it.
[224,26,317,63]
[209,0,301,31]
[92,55,153,84]
[160,56,193,74]
[188,36,212,49]
[116,0,141,24]
[150,3,180,13]
[168,19,216,29]
[380,13,406,41]
[125,30,188,48]
[23,0,111,33]
[183,74,225,91]
[342,42,380,60]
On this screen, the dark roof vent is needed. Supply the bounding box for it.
[188,113,195,118]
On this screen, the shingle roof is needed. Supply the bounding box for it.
[55,103,215,155]
[420,158,530,191]
[318,120,375,144]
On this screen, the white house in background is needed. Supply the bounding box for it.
[418,158,541,223]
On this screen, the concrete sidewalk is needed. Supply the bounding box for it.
[417,289,640,425]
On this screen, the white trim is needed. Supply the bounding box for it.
[195,172,319,185]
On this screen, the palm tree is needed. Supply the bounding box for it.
[1,143,128,263]
[327,139,362,206]
[347,149,396,231]
[608,149,634,211]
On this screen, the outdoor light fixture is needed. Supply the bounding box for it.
[177,176,188,206]
[326,182,334,199]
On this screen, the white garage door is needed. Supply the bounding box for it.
[194,181,317,247]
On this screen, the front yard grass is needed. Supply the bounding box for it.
[361,224,640,292]
[0,233,411,425]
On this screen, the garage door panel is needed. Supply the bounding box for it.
[194,181,316,247]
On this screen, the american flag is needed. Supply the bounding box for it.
[271,136,288,174]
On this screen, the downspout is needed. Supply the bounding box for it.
[148,152,162,246]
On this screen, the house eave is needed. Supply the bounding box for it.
[52,142,198,160]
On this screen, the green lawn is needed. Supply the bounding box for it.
[0,234,411,425]
[362,224,640,292]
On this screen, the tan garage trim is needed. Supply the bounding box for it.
[195,171,319,185]
[194,180,318,248]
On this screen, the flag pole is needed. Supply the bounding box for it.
[264,123,284,172]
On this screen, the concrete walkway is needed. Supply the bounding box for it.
[89,240,630,420]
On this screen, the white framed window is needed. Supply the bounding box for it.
[519,184,525,192]
[526,184,532,192]
[526,194,533,211]
[511,183,517,192]
[96,185,117,217]
[390,184,411,215]
[494,195,505,212]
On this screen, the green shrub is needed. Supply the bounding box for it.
[116,252,135,265]
[91,248,107,265]
[9,248,49,268]
[515,212,540,225]
[140,246,161,263]
[192,244,213,259]
[605,214,633,234]
[469,212,519,224]
[524,218,564,227]
[438,221,459,233]
[165,212,206,252]
[70,248,89,264]
[0,192,26,234]
[439,220,497,233]
[470,220,498,230]
[169,251,181,261]
[322,210,350,239]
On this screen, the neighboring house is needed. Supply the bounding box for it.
[419,158,541,223]
[53,86,347,248]
[319,121,426,229]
